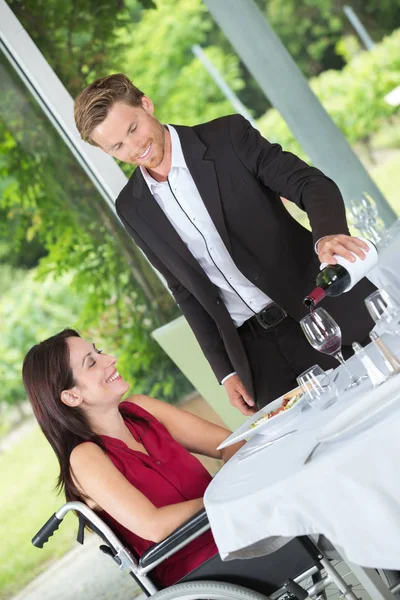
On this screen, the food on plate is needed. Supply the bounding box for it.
[250,387,303,428]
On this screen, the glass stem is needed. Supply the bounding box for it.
[334,351,358,383]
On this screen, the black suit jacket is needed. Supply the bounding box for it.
[116,115,375,397]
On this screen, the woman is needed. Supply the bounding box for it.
[22,329,243,587]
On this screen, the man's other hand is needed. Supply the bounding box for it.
[317,234,369,266]
[223,374,257,415]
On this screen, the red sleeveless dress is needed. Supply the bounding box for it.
[99,400,218,587]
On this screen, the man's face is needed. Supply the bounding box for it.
[91,98,167,168]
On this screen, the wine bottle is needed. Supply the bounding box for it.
[304,264,351,309]
[304,237,378,310]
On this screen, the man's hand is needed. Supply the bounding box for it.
[223,374,257,415]
[317,234,370,266]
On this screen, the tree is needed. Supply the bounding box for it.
[7,0,155,97]
[256,28,400,163]
[254,0,400,80]
[0,36,189,405]
[116,0,244,125]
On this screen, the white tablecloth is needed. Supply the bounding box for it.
[368,221,400,299]
[205,345,400,570]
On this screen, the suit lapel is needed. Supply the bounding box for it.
[133,172,205,275]
[132,124,232,273]
[132,125,232,260]
[174,125,232,255]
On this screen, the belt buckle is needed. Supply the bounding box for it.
[255,303,287,330]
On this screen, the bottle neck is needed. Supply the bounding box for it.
[304,286,326,309]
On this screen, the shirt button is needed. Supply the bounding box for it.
[216,298,221,304]
[155,460,161,465]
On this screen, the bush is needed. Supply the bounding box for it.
[256,28,400,155]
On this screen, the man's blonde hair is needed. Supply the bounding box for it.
[74,74,145,145]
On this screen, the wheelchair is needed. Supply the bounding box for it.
[32,501,364,600]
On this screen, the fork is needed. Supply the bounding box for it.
[303,441,322,465]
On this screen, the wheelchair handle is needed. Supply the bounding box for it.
[32,501,127,555]
[32,513,62,548]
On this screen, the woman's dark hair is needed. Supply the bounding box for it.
[22,329,106,503]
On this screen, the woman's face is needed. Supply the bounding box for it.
[65,336,130,408]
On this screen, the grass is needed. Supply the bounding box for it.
[0,425,76,600]
[370,150,400,217]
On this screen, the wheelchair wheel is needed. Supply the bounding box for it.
[150,580,271,600]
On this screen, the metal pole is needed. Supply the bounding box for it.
[191,44,258,129]
[203,0,396,226]
[343,5,375,51]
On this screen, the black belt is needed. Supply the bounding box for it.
[238,302,287,335]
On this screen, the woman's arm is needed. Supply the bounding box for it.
[130,395,245,461]
[70,442,204,543]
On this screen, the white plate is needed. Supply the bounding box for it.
[216,388,306,450]
[317,372,400,443]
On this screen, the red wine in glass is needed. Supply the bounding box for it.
[300,307,361,389]
[318,336,342,356]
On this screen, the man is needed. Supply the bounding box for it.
[74,73,375,415]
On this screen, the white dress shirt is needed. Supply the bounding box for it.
[141,126,276,383]
[141,126,274,322]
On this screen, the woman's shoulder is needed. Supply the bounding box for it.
[70,441,106,468]
[122,395,179,430]
[122,394,161,417]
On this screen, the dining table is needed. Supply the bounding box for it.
[204,334,400,600]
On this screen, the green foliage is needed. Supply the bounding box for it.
[263,0,344,76]
[117,0,244,124]
[0,270,82,409]
[259,0,400,80]
[256,29,400,159]
[7,0,156,97]
[335,29,400,142]
[159,46,245,125]
[257,110,309,162]
[0,48,191,407]
[335,34,362,64]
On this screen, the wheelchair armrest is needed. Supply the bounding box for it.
[138,508,210,572]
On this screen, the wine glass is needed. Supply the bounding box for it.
[297,365,338,410]
[300,307,362,390]
[364,289,400,336]
[348,195,386,246]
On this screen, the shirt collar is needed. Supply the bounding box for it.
[140,125,186,191]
